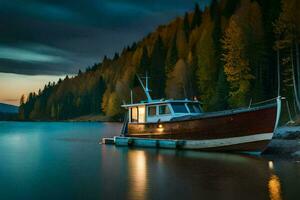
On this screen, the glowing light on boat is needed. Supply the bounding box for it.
[268,161,274,170]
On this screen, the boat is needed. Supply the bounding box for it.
[120,74,282,152]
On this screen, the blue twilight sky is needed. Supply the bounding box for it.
[0,0,210,105]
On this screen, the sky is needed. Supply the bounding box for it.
[0,0,210,106]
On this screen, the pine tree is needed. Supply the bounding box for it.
[210,0,219,20]
[183,12,190,39]
[187,48,199,97]
[113,53,119,60]
[191,3,202,29]
[222,0,240,18]
[274,0,300,111]
[165,33,178,73]
[211,0,223,88]
[213,67,229,110]
[149,36,167,98]
[256,0,281,99]
[20,95,25,105]
[138,46,150,74]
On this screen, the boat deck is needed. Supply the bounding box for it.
[102,136,185,149]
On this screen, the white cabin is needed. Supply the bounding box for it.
[122,99,203,123]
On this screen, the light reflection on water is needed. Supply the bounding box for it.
[123,148,294,200]
[268,160,282,200]
[0,122,299,200]
[268,174,282,200]
[128,150,147,200]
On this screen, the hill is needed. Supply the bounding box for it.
[0,103,18,121]
[19,0,300,121]
[0,103,18,114]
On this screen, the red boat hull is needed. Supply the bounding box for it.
[125,104,278,152]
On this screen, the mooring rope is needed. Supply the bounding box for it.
[249,97,278,107]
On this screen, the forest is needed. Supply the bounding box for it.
[19,0,300,122]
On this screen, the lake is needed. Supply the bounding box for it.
[0,122,299,200]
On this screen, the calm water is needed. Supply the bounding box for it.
[0,122,299,200]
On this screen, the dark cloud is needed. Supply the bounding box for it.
[0,0,211,75]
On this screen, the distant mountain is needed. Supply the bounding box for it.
[0,103,18,114]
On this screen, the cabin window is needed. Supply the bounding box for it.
[193,104,202,113]
[148,106,157,116]
[159,105,171,115]
[187,103,202,113]
[138,106,145,123]
[131,107,138,122]
[171,103,188,113]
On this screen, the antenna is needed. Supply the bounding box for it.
[136,73,152,102]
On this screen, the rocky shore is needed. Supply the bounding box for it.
[263,126,300,158]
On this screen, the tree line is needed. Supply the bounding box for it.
[19,0,300,121]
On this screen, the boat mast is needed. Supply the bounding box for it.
[137,73,152,102]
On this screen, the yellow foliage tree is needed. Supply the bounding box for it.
[106,92,122,118]
[165,59,192,98]
[222,16,254,107]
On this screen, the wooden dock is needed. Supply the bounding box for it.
[101,136,185,149]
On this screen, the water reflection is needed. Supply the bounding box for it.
[268,161,282,200]
[268,174,282,200]
[125,149,276,200]
[128,150,148,200]
[2,122,299,200]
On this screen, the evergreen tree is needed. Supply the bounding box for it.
[191,3,202,29]
[149,36,167,98]
[257,0,281,99]
[210,0,219,20]
[113,53,119,60]
[183,12,190,39]
[187,48,199,97]
[274,0,300,111]
[211,0,223,87]
[138,46,150,74]
[165,33,178,73]
[222,0,240,18]
[213,67,229,110]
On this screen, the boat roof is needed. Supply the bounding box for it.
[122,99,200,108]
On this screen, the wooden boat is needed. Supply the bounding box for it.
[121,75,281,152]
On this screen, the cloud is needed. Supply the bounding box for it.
[0,46,68,63]
[0,0,211,75]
